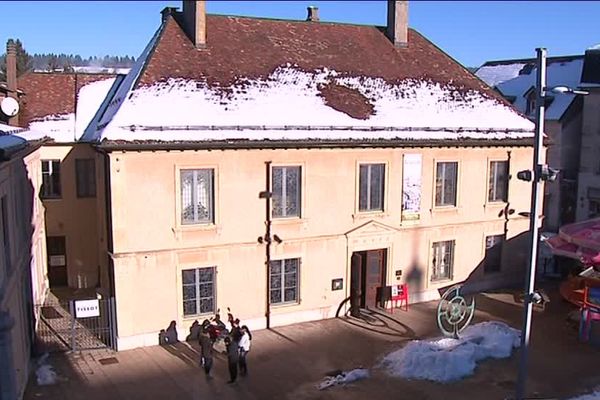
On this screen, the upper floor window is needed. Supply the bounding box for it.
[75,159,96,198]
[181,169,214,225]
[432,240,454,281]
[435,162,457,207]
[488,161,509,203]
[272,166,301,218]
[484,234,504,273]
[270,258,300,305]
[182,266,215,316]
[41,160,61,199]
[359,163,385,212]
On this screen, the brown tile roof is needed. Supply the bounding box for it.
[138,13,504,108]
[17,72,115,127]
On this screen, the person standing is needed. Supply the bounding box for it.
[224,336,239,383]
[238,325,252,376]
[198,328,214,378]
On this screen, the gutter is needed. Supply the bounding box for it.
[97,137,537,152]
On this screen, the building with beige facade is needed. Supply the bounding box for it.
[0,123,47,400]
[8,0,538,353]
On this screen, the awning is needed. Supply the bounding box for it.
[545,218,600,264]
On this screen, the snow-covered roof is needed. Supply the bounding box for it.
[15,74,117,142]
[476,56,584,121]
[90,11,533,144]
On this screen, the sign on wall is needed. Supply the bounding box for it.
[402,154,422,221]
[74,299,100,318]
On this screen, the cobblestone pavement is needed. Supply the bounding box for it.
[24,284,600,400]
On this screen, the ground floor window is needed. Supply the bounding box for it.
[182,267,215,316]
[431,240,454,281]
[270,258,299,305]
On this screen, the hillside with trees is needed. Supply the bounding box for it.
[0,38,135,80]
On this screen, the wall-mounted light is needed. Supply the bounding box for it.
[273,234,282,244]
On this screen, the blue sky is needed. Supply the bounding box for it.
[1,1,599,67]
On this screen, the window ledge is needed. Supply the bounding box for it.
[484,202,507,208]
[270,301,300,310]
[431,206,461,214]
[431,278,453,284]
[352,211,387,221]
[271,217,305,226]
[174,224,219,233]
[182,312,214,321]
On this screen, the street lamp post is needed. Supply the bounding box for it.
[514,48,588,400]
[515,47,547,400]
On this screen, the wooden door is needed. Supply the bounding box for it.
[47,236,67,287]
[364,249,385,308]
[350,253,363,316]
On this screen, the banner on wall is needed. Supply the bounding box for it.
[402,154,422,221]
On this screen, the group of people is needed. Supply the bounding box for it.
[198,314,252,384]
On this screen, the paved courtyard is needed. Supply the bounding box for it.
[24,283,600,400]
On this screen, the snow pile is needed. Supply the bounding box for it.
[380,321,520,383]
[98,65,533,142]
[36,353,58,386]
[568,389,600,400]
[318,368,369,390]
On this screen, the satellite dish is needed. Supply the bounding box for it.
[1,97,19,117]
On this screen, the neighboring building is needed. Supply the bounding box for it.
[577,47,600,220]
[476,55,585,232]
[0,123,47,400]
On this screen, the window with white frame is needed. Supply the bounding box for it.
[488,161,509,203]
[272,166,301,218]
[269,258,299,305]
[180,169,214,225]
[75,158,96,198]
[1,196,11,275]
[182,267,215,316]
[432,240,454,281]
[484,234,504,273]
[359,163,385,212]
[435,162,458,207]
[41,160,61,199]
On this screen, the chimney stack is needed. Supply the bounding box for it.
[183,0,206,49]
[306,6,319,22]
[387,1,408,48]
[6,39,19,126]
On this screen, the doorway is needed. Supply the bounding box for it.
[350,248,387,309]
[47,236,67,287]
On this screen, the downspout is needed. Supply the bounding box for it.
[99,148,118,350]
[261,161,272,329]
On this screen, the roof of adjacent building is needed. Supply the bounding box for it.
[87,10,534,144]
[476,55,584,121]
[14,72,117,142]
[581,48,600,87]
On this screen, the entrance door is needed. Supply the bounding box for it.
[351,249,387,309]
[364,249,386,308]
[47,236,67,287]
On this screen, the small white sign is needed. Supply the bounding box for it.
[49,255,66,267]
[75,299,100,318]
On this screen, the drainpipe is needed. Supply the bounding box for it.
[259,161,273,329]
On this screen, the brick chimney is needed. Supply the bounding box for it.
[182,0,206,49]
[306,6,319,22]
[387,1,408,48]
[6,39,19,126]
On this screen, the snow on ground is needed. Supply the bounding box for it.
[318,368,370,390]
[98,66,533,142]
[568,389,600,400]
[379,321,520,383]
[35,353,58,386]
[476,63,527,87]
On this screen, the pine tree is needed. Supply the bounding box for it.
[0,38,32,80]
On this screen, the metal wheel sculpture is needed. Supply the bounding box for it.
[436,284,475,338]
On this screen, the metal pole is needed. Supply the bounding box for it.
[264,161,272,329]
[515,47,546,400]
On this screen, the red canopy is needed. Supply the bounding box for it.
[545,218,600,265]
